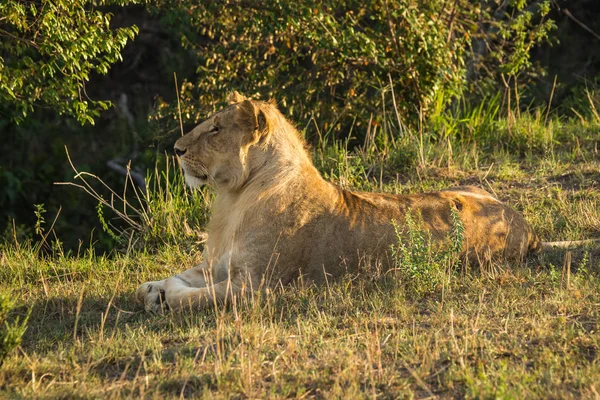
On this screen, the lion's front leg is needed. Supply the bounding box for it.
[161,258,248,311]
[136,279,169,314]
[136,262,214,314]
[163,275,243,311]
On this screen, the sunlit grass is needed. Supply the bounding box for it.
[1,98,600,397]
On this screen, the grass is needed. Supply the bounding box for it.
[1,95,600,398]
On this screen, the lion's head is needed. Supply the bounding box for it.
[174,92,272,191]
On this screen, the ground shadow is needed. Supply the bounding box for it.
[16,292,153,353]
[548,171,600,191]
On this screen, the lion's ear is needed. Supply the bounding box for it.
[227,91,248,104]
[238,99,257,126]
[237,100,271,144]
[257,109,268,133]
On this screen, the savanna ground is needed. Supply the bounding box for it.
[1,99,600,399]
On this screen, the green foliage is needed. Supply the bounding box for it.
[152,0,469,131]
[0,291,29,367]
[0,0,140,124]
[495,0,556,78]
[151,0,555,137]
[463,1,557,104]
[390,206,464,297]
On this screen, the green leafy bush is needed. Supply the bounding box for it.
[151,0,555,138]
[152,0,469,131]
[0,0,140,124]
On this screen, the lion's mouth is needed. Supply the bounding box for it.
[182,170,210,188]
[179,161,210,185]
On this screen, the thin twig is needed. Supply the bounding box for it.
[174,72,185,137]
[34,206,62,256]
[55,147,143,229]
[544,75,558,125]
[388,73,404,138]
[554,2,600,42]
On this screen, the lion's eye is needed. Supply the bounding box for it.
[208,126,219,135]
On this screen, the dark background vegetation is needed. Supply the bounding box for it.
[1,0,599,252]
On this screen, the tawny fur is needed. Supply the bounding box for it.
[136,93,542,313]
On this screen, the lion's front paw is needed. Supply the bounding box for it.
[136,281,169,314]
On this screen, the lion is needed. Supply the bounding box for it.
[136,92,543,313]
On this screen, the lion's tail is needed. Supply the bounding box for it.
[541,239,600,249]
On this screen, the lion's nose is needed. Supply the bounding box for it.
[174,146,187,157]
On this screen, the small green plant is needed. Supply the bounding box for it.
[390,206,464,297]
[96,200,120,242]
[33,204,46,237]
[0,291,29,367]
